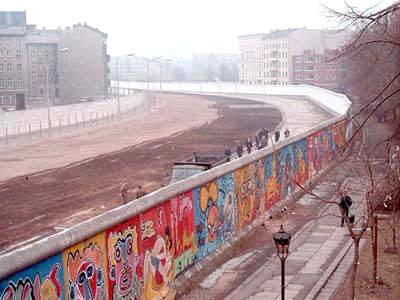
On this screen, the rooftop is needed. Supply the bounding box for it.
[0,26,24,36]
[239,28,301,39]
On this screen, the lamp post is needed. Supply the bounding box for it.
[46,47,68,136]
[116,53,135,115]
[273,225,291,300]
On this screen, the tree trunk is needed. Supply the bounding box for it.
[350,238,360,300]
[371,217,378,285]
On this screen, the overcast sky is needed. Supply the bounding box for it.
[3,0,395,58]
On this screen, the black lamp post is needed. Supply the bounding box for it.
[273,225,292,300]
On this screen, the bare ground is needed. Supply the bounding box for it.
[0,94,282,253]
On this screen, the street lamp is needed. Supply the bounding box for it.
[116,53,135,115]
[273,225,291,300]
[46,47,69,135]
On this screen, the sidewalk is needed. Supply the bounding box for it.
[224,177,366,300]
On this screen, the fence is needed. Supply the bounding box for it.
[0,110,349,300]
[0,92,156,146]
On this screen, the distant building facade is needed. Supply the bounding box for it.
[25,26,60,101]
[238,28,346,85]
[0,11,28,110]
[1,11,110,110]
[59,23,109,103]
[292,49,346,91]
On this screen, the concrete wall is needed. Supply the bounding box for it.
[0,110,348,299]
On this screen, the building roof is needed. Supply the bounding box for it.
[0,11,26,27]
[0,26,24,36]
[25,30,59,44]
[239,28,301,40]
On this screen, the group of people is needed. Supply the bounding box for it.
[233,127,292,158]
[121,180,147,204]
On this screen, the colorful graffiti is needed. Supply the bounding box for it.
[194,181,223,260]
[106,218,141,300]
[279,145,295,198]
[235,164,256,230]
[62,233,108,300]
[170,192,196,276]
[264,154,281,210]
[293,139,309,186]
[0,256,64,300]
[0,120,348,300]
[139,203,173,300]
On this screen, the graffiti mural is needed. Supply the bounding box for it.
[0,255,64,300]
[217,173,236,241]
[62,233,108,300]
[264,154,280,210]
[278,145,295,198]
[235,164,256,230]
[170,191,196,276]
[139,203,173,300]
[254,160,265,215]
[106,217,141,300]
[293,139,309,186]
[193,181,223,260]
[308,131,322,176]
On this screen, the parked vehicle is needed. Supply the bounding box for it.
[170,154,230,184]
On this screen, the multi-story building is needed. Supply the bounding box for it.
[58,23,110,103]
[110,56,147,81]
[239,28,346,85]
[25,26,60,102]
[0,11,28,110]
[292,49,346,91]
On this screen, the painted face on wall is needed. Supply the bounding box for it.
[206,204,222,242]
[108,227,139,299]
[67,245,104,300]
[1,265,62,300]
[223,190,235,227]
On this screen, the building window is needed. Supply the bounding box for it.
[0,50,2,57]
[0,78,4,88]
[326,65,331,71]
[16,38,21,46]
[0,94,4,104]
[7,50,11,57]
[16,50,21,57]
[8,94,13,104]
[332,74,336,80]
[31,50,35,57]
[17,78,22,88]
[32,82,36,89]
[326,74,330,80]
[332,65,336,71]
[32,71,36,77]
[7,79,13,87]
[17,64,22,72]
[296,75,303,80]
[7,64,11,72]
[296,57,302,63]
[0,64,2,72]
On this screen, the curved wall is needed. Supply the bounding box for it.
[0,89,349,300]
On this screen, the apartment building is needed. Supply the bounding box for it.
[292,49,346,91]
[25,26,60,101]
[0,12,28,110]
[239,28,346,85]
[59,23,110,103]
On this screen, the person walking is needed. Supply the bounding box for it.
[236,143,244,158]
[339,190,353,226]
[225,148,232,161]
[274,130,280,142]
[284,127,291,138]
[255,134,260,150]
[246,138,252,154]
[136,185,147,199]
[120,180,129,204]
[260,135,267,148]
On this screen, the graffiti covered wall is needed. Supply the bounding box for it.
[0,120,347,300]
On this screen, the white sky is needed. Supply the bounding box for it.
[3,0,395,58]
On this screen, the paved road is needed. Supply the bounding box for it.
[223,177,366,300]
[224,94,332,136]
